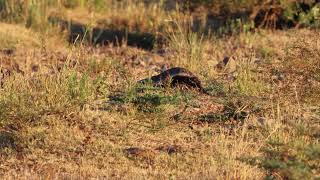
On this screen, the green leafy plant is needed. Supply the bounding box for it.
[284,2,320,28]
[68,72,92,108]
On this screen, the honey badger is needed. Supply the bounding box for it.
[138,67,209,94]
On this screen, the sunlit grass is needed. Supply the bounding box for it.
[0,1,319,179]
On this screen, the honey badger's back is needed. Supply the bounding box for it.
[161,67,194,77]
[138,67,209,94]
[151,67,195,84]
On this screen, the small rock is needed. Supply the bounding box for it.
[124,147,144,156]
[0,131,16,149]
[124,147,156,164]
[157,48,166,55]
[254,58,263,64]
[157,48,173,57]
[0,48,15,55]
[277,73,285,81]
[0,68,12,88]
[160,64,169,72]
[12,63,24,75]
[0,68,11,77]
[216,56,237,73]
[215,57,228,69]
[31,64,39,72]
[224,57,237,73]
[272,71,285,82]
[257,117,266,127]
[156,145,180,155]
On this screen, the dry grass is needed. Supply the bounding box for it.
[0,1,320,179]
[0,23,41,49]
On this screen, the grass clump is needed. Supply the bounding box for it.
[0,22,41,49]
[0,0,25,22]
[67,72,92,108]
[115,84,186,114]
[256,122,320,180]
[0,69,98,130]
[25,0,49,30]
[234,55,269,96]
[0,0,49,29]
[165,16,209,74]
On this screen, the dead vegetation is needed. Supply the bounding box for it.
[0,0,320,179]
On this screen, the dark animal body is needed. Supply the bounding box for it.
[138,67,209,94]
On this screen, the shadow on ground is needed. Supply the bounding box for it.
[0,131,16,150]
[49,17,164,50]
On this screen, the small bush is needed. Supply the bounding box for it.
[283,1,320,28]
